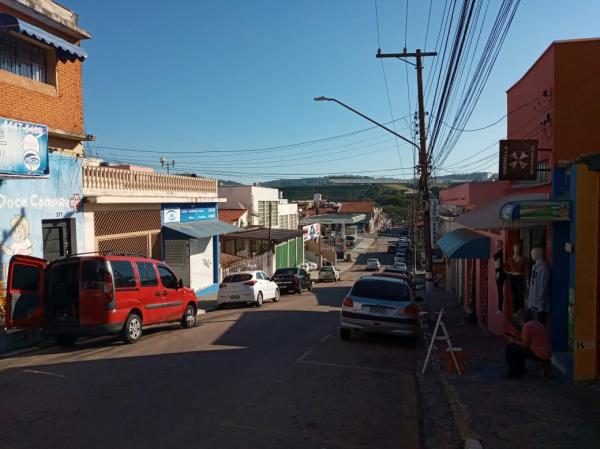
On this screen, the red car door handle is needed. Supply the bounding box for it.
[154,291,161,296]
[162,291,168,296]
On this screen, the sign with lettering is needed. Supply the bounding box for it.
[0,116,49,177]
[162,204,217,224]
[499,140,538,181]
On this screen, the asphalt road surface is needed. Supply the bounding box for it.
[0,239,420,449]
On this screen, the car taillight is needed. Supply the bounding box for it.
[244,280,257,286]
[102,270,114,302]
[342,297,354,308]
[404,304,418,315]
[219,283,226,288]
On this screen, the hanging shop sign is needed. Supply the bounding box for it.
[302,223,321,241]
[498,139,538,181]
[501,200,570,222]
[0,116,49,177]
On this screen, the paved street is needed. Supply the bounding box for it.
[0,240,420,449]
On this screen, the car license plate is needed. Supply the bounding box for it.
[229,295,240,300]
[368,306,388,314]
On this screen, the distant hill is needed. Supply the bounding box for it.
[218,179,243,186]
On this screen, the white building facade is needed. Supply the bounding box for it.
[219,185,298,230]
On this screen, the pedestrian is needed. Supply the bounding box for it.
[528,247,551,325]
[493,240,507,313]
[504,309,552,379]
[506,244,528,313]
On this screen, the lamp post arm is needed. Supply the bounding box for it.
[328,98,419,150]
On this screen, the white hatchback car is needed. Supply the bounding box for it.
[318,266,341,282]
[217,271,280,307]
[366,258,381,271]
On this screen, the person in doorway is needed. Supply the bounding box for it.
[506,244,528,313]
[493,240,507,313]
[528,247,551,325]
[504,309,552,379]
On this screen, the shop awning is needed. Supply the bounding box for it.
[437,228,490,259]
[454,193,549,230]
[0,13,87,61]
[163,220,240,239]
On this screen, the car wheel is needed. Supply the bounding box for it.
[340,328,351,341]
[181,304,197,329]
[122,313,142,344]
[297,285,303,294]
[273,288,280,302]
[308,281,313,292]
[54,335,77,348]
[255,291,264,307]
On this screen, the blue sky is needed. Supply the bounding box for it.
[68,0,600,182]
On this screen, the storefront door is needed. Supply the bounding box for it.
[42,219,72,261]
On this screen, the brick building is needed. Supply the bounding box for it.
[0,0,90,328]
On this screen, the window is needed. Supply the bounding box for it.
[81,260,106,290]
[136,262,158,287]
[351,279,410,302]
[255,272,264,280]
[261,272,270,280]
[0,32,48,83]
[274,268,297,275]
[12,264,41,291]
[110,261,137,289]
[223,273,252,283]
[157,265,178,289]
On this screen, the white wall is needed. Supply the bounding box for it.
[189,237,214,291]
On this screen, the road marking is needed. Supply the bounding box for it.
[22,369,65,378]
[320,333,331,343]
[296,349,312,362]
[297,359,405,375]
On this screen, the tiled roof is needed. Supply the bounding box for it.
[218,208,247,224]
[339,201,375,213]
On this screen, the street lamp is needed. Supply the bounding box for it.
[313,96,419,149]
[160,157,175,174]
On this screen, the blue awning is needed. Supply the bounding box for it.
[437,228,490,259]
[0,14,87,61]
[163,220,241,239]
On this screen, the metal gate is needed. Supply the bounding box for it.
[94,209,162,258]
[222,251,273,277]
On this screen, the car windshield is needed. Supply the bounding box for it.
[351,279,410,301]
[274,268,297,275]
[223,273,253,283]
[321,267,333,271]
[367,259,379,263]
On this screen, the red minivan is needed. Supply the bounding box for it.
[5,253,199,346]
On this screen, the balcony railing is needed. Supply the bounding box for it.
[83,165,218,198]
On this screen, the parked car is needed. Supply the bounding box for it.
[307,261,318,271]
[394,254,408,264]
[366,258,381,271]
[5,253,199,346]
[346,235,356,248]
[339,274,423,341]
[272,267,312,294]
[318,266,341,282]
[392,262,408,271]
[217,271,279,307]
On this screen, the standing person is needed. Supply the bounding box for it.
[506,244,528,313]
[493,240,507,313]
[528,247,551,325]
[504,309,552,379]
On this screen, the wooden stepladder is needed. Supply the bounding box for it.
[421,308,463,375]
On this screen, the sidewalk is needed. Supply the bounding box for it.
[419,287,600,449]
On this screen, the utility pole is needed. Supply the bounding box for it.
[268,201,272,252]
[376,49,437,292]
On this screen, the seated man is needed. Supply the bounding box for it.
[504,309,551,379]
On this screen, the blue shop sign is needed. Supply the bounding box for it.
[0,116,49,177]
[162,204,217,224]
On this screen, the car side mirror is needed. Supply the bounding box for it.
[177,279,184,289]
[415,295,424,303]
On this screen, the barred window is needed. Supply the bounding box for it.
[0,32,48,83]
